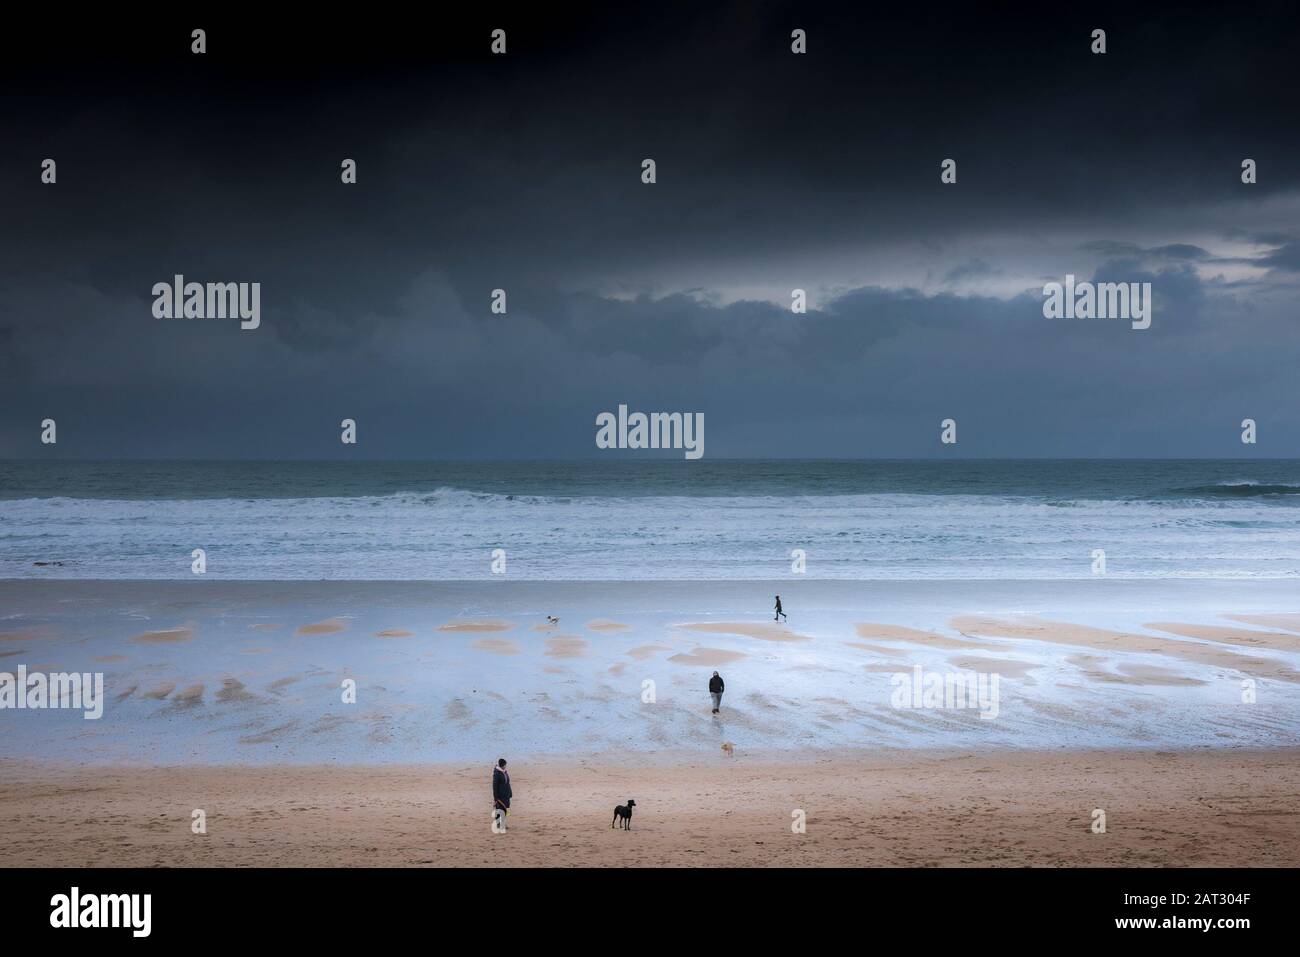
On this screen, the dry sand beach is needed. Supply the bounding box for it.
[4,749,1299,867]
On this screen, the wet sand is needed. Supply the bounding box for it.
[4,580,1300,763]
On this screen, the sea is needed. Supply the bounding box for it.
[3,459,1300,581]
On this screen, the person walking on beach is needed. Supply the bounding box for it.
[492,758,512,831]
[774,595,787,622]
[709,671,725,714]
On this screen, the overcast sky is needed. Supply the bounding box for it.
[2,4,1298,458]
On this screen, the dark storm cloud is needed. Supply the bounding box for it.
[1257,243,1300,272]
[942,261,1000,284]
[1,3,1298,458]
[4,256,1295,458]
[1080,242,1213,263]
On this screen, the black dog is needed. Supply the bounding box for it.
[611,799,636,830]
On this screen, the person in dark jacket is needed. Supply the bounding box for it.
[709,672,725,714]
[492,757,512,831]
[774,595,787,622]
